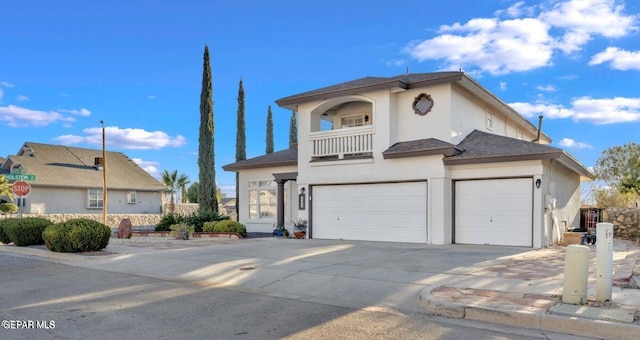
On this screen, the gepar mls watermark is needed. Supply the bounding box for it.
[2,320,55,330]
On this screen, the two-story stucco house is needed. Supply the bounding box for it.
[223,72,592,248]
[1,142,166,214]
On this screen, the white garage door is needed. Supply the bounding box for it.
[312,182,427,243]
[455,178,532,247]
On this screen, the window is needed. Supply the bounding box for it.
[127,191,137,204]
[88,188,103,208]
[248,181,277,219]
[341,115,364,128]
[486,111,493,130]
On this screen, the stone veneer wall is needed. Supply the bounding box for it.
[1,213,162,228]
[603,207,640,239]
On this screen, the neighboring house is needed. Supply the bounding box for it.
[0,142,166,214]
[220,197,237,215]
[224,72,593,248]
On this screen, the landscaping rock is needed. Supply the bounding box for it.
[117,218,133,239]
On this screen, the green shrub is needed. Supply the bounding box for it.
[43,218,111,253]
[202,221,220,232]
[2,217,53,246]
[211,220,247,237]
[156,213,184,231]
[184,209,229,232]
[0,203,18,214]
[170,223,195,240]
[0,219,15,244]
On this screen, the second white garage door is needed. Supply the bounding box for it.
[312,182,427,243]
[455,178,533,247]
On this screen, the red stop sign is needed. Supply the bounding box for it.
[12,181,31,197]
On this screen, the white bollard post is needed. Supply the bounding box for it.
[596,222,614,301]
[563,244,589,305]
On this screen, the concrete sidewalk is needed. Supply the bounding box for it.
[1,236,639,339]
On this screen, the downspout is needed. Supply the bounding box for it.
[532,115,543,143]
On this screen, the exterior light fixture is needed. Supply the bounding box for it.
[535,179,541,189]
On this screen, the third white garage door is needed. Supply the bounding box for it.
[455,178,533,247]
[312,182,427,243]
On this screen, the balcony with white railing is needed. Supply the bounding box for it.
[308,126,374,160]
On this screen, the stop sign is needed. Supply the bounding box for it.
[12,181,31,197]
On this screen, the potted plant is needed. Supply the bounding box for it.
[273,225,286,237]
[293,219,307,239]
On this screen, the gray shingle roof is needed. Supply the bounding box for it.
[222,146,298,171]
[276,72,464,109]
[444,130,593,179]
[2,142,165,191]
[383,139,462,159]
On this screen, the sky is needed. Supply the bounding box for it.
[1,0,639,199]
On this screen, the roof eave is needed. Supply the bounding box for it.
[443,152,560,165]
[223,160,298,172]
[275,80,409,109]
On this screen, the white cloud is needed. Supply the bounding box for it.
[509,102,574,119]
[589,47,640,70]
[558,138,592,149]
[0,81,14,88]
[406,18,553,74]
[0,105,75,127]
[55,126,187,150]
[132,158,161,178]
[17,95,29,101]
[499,82,507,90]
[539,0,637,54]
[404,0,637,74]
[60,108,92,116]
[510,96,640,124]
[148,95,156,100]
[536,84,557,92]
[0,88,3,101]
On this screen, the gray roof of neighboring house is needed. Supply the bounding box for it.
[222,146,298,171]
[2,142,166,191]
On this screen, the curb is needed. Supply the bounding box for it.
[418,291,640,340]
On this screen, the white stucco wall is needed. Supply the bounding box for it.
[545,159,582,242]
[23,186,162,214]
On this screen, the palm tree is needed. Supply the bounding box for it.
[178,174,190,203]
[0,175,15,202]
[161,170,179,214]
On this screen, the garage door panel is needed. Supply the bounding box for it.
[313,182,427,243]
[455,178,532,247]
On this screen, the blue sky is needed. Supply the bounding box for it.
[1,0,639,198]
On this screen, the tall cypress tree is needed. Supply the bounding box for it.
[197,45,218,212]
[289,110,297,148]
[266,105,274,154]
[235,78,246,216]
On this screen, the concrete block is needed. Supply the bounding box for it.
[464,306,540,329]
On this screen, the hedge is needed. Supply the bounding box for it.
[2,217,53,246]
[43,218,111,253]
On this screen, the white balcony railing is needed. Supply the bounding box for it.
[309,126,374,159]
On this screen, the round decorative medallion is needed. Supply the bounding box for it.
[413,93,434,116]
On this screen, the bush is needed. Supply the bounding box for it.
[184,209,229,232]
[2,217,53,246]
[170,223,195,240]
[0,219,14,244]
[202,221,220,232]
[0,203,18,214]
[43,218,111,253]
[210,220,247,237]
[156,213,184,231]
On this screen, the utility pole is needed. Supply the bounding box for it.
[101,120,108,226]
